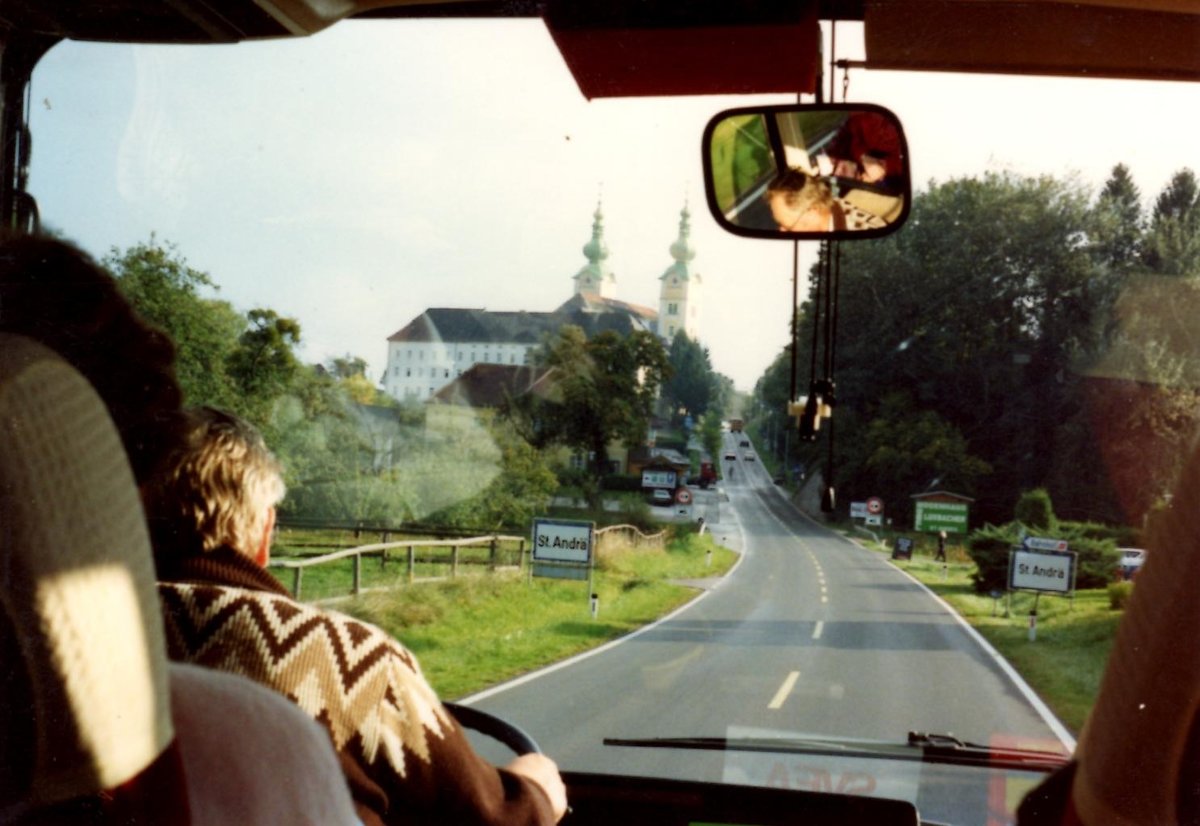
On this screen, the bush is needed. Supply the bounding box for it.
[601,474,643,492]
[1108,581,1133,610]
[966,521,1121,594]
[1015,488,1056,530]
[612,493,654,532]
[1057,528,1121,588]
[966,523,1021,593]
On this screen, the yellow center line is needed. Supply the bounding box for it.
[768,671,801,710]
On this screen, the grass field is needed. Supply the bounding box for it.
[325,529,737,699]
[869,546,1121,735]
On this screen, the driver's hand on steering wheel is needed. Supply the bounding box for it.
[507,753,569,821]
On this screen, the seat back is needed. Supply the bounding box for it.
[0,332,175,818]
[1071,432,1200,823]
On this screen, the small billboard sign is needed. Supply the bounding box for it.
[891,537,914,560]
[914,500,969,533]
[850,501,868,519]
[641,469,677,489]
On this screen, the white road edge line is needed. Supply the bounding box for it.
[812,620,824,640]
[768,671,801,710]
[459,494,751,706]
[758,486,1076,753]
[889,563,1078,754]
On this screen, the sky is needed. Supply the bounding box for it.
[26,18,1200,392]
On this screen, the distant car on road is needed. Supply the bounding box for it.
[744,454,756,462]
[739,440,750,448]
[649,488,672,505]
[723,452,736,461]
[1118,548,1147,580]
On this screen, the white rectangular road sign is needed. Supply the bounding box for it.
[1010,548,1076,594]
[532,518,594,564]
[850,502,868,519]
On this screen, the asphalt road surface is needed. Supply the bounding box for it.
[463,433,1073,820]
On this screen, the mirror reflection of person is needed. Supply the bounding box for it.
[765,170,886,232]
[816,111,904,192]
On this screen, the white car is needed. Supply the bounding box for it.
[1118,548,1147,580]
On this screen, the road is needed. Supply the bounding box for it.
[463,432,1072,819]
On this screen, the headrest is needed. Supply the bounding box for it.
[1072,429,1200,822]
[0,332,173,813]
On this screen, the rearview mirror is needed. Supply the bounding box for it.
[701,104,910,240]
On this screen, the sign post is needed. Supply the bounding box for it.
[1007,539,1077,640]
[532,518,597,613]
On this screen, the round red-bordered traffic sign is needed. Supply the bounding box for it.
[866,497,883,515]
[675,487,693,505]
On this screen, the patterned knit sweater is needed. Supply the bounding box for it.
[157,548,554,826]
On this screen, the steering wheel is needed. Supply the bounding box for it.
[444,702,541,755]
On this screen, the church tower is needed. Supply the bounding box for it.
[658,203,702,343]
[573,201,617,298]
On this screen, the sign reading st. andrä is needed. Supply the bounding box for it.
[1009,547,1076,595]
[532,518,594,564]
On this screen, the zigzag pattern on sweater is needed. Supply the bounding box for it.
[159,582,450,777]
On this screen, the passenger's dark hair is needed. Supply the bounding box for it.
[0,233,184,484]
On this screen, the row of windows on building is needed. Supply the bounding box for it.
[390,350,533,379]
[393,345,533,364]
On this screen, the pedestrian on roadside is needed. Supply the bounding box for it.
[935,530,948,562]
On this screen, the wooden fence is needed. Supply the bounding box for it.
[594,524,666,556]
[268,534,526,599]
[269,523,668,599]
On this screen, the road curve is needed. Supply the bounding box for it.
[462,433,1071,817]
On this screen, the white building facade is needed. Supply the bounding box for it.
[382,202,700,403]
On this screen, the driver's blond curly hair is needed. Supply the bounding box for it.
[145,406,285,561]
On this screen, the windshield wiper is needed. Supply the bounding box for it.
[603,731,1070,773]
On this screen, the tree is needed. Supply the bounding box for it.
[661,331,714,420]
[432,419,559,530]
[836,392,991,516]
[777,172,1116,522]
[326,354,393,406]
[1091,163,1143,274]
[105,237,243,412]
[697,410,723,469]
[1144,168,1200,277]
[535,325,671,484]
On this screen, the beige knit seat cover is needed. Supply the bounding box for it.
[0,333,173,813]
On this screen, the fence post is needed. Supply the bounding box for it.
[489,537,498,572]
[407,545,416,584]
[293,567,303,599]
[451,545,459,578]
[518,539,526,571]
[353,553,362,596]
